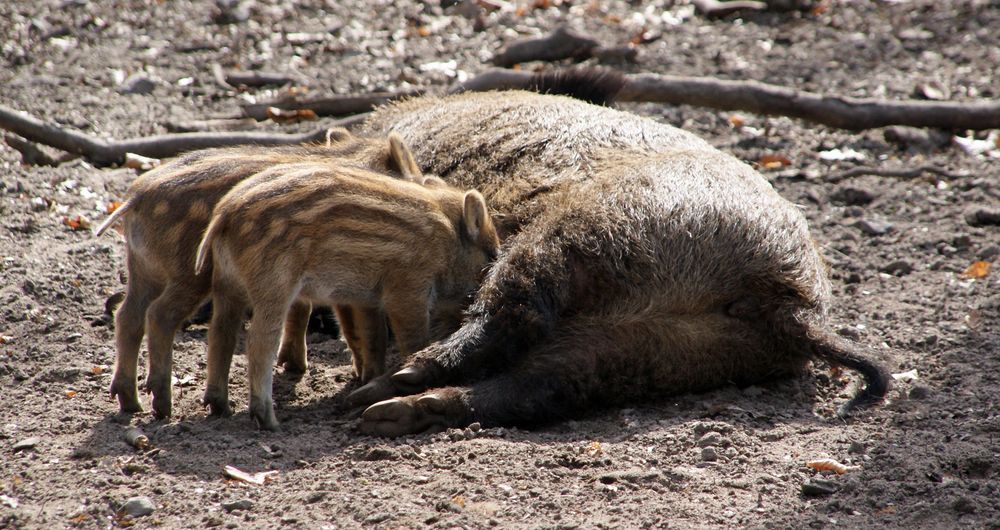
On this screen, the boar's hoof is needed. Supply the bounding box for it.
[110,381,143,414]
[360,394,450,438]
[150,394,172,420]
[276,351,307,375]
[346,375,398,410]
[250,397,280,431]
[202,391,234,417]
[391,366,433,393]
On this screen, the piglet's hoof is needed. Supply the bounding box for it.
[346,375,397,410]
[360,394,449,438]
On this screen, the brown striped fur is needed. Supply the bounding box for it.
[195,163,500,430]
[97,129,427,419]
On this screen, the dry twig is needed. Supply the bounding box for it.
[241,92,414,121]
[0,103,336,166]
[825,164,968,183]
[691,0,768,17]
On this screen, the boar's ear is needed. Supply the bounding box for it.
[462,190,489,241]
[388,132,424,181]
[325,127,353,146]
[421,175,447,188]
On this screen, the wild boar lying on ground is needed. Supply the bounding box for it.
[194,163,500,430]
[350,88,892,436]
[95,130,426,419]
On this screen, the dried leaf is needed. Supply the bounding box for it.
[266,107,318,124]
[91,365,104,375]
[514,5,526,17]
[223,465,278,486]
[959,260,990,279]
[806,458,858,475]
[729,115,746,128]
[757,154,792,170]
[586,441,603,457]
[65,390,77,398]
[68,512,89,524]
[451,494,466,508]
[63,215,91,231]
[0,334,11,344]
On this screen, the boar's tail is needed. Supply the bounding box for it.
[93,199,132,237]
[800,322,892,416]
[193,214,222,276]
[528,67,626,106]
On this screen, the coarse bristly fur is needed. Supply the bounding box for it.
[95,129,429,419]
[194,162,500,430]
[349,88,892,437]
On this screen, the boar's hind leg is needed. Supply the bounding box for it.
[335,305,389,383]
[245,305,289,431]
[110,265,161,414]
[276,299,311,374]
[203,293,246,417]
[144,283,207,418]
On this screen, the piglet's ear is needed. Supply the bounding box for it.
[421,175,447,187]
[463,190,489,241]
[388,132,424,181]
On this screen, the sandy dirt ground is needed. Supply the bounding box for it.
[1,1,998,528]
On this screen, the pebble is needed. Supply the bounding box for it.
[119,496,156,517]
[908,385,932,400]
[965,208,1000,227]
[221,499,254,512]
[700,447,719,462]
[801,478,839,496]
[118,74,156,95]
[855,218,893,236]
[880,260,914,276]
[12,437,41,453]
[831,187,876,206]
[978,245,1000,261]
[362,446,397,461]
[696,432,723,447]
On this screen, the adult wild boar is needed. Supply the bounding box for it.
[351,88,891,436]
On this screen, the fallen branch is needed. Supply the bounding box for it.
[825,164,968,183]
[242,92,414,121]
[3,134,77,166]
[455,68,1000,130]
[0,104,340,166]
[618,74,1000,130]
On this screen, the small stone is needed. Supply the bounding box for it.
[847,441,866,454]
[855,219,893,236]
[965,208,1000,227]
[696,432,722,447]
[221,499,254,512]
[831,187,876,206]
[837,326,861,340]
[908,385,932,400]
[801,478,839,496]
[362,446,397,461]
[700,447,718,462]
[880,260,914,276]
[952,496,976,514]
[12,437,41,453]
[468,422,482,432]
[305,492,326,504]
[118,74,156,95]
[978,245,1000,261]
[119,496,155,518]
